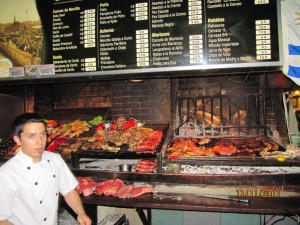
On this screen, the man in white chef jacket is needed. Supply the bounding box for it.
[0,113,91,225]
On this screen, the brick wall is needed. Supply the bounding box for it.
[34,78,171,125]
[111,79,171,124]
[34,81,112,113]
[53,81,112,109]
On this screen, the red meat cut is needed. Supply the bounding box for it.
[94,184,110,195]
[116,185,133,199]
[94,179,125,195]
[76,177,96,194]
[83,187,94,197]
[130,186,156,197]
[103,184,125,196]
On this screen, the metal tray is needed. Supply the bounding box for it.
[71,124,169,168]
[162,136,300,167]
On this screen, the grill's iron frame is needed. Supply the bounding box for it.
[161,90,298,169]
[174,92,267,138]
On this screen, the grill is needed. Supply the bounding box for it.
[175,92,266,138]
[162,89,300,172]
[71,124,169,169]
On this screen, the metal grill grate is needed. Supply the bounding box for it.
[175,93,267,138]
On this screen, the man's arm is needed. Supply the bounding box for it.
[63,189,91,225]
[0,220,13,225]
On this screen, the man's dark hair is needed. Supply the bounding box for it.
[12,113,45,137]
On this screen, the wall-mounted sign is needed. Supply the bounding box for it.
[37,0,282,76]
[0,0,42,69]
[0,57,12,77]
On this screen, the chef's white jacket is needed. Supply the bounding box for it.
[0,150,78,225]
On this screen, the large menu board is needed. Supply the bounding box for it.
[37,0,281,75]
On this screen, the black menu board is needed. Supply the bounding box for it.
[37,0,281,75]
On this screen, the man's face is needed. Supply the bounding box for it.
[13,122,47,163]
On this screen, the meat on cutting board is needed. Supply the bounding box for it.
[130,186,157,197]
[116,185,133,198]
[94,179,124,195]
[76,177,96,194]
[77,177,156,198]
[103,184,125,196]
[83,187,94,197]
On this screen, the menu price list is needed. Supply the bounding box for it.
[46,0,280,74]
[52,2,97,73]
[205,0,279,65]
[98,0,137,71]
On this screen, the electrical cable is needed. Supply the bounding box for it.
[263,214,299,225]
[270,216,286,225]
[265,215,276,225]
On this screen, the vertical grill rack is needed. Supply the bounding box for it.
[174,93,267,138]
